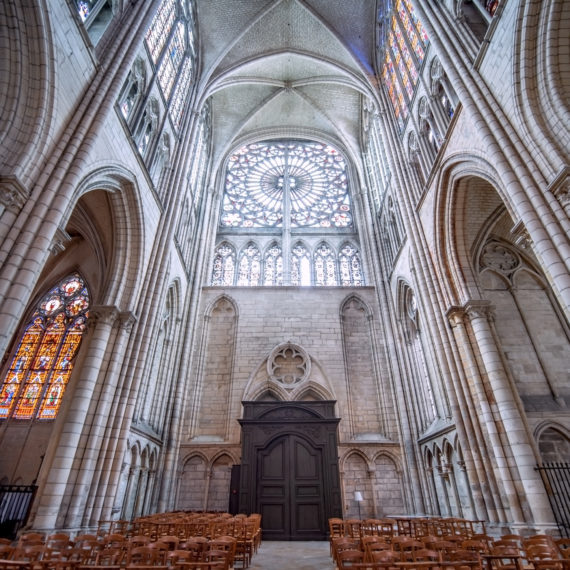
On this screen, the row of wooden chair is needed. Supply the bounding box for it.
[329,517,485,542]
[97,513,259,544]
[0,520,261,570]
[330,531,570,570]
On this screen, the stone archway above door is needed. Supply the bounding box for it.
[242,341,335,402]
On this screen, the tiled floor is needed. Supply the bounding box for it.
[248,540,334,569]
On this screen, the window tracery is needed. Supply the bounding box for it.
[314,242,337,286]
[263,243,283,286]
[291,242,311,286]
[0,274,89,421]
[339,243,364,287]
[212,140,363,287]
[237,243,262,286]
[211,243,236,287]
[220,141,351,229]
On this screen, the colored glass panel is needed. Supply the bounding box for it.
[145,0,177,63]
[314,243,337,286]
[382,52,407,131]
[397,0,426,62]
[393,19,418,84]
[291,243,311,286]
[237,244,261,286]
[263,244,283,286]
[221,141,352,229]
[158,22,186,100]
[170,56,193,129]
[211,243,235,286]
[339,244,363,287]
[402,0,430,46]
[0,273,89,421]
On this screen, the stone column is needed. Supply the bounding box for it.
[32,305,119,530]
[68,311,136,527]
[461,301,552,525]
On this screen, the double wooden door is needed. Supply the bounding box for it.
[257,434,324,541]
[238,401,342,541]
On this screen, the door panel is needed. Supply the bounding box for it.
[257,434,325,540]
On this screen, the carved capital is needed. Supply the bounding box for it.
[0,177,29,213]
[548,165,570,214]
[446,306,466,328]
[91,305,120,326]
[50,228,72,256]
[118,311,137,332]
[464,300,494,323]
[510,221,533,250]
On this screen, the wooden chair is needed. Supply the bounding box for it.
[524,544,565,570]
[482,544,524,570]
[556,539,570,560]
[165,549,198,567]
[369,550,400,569]
[17,534,45,548]
[338,549,365,568]
[79,546,124,570]
[204,549,231,570]
[345,519,363,539]
[462,540,489,555]
[333,538,361,565]
[157,536,179,552]
[444,548,483,570]
[365,542,392,562]
[0,545,14,559]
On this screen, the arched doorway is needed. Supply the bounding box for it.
[238,401,342,540]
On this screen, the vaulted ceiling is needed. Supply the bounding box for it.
[194,0,384,171]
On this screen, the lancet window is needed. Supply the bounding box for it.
[212,140,364,287]
[263,243,283,286]
[0,274,89,421]
[74,0,113,44]
[211,243,236,287]
[379,0,430,132]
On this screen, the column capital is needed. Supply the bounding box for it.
[118,311,137,332]
[446,305,466,328]
[464,300,494,322]
[90,305,120,326]
[447,300,494,326]
[0,177,28,213]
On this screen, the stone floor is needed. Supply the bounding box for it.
[248,540,334,569]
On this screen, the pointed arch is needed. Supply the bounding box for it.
[71,165,146,311]
[433,155,511,305]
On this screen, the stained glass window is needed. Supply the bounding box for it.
[170,56,193,129]
[291,243,311,286]
[339,244,364,287]
[220,141,352,229]
[145,0,177,63]
[314,243,337,286]
[211,243,235,286]
[212,140,364,287]
[157,22,186,100]
[237,243,261,286]
[263,243,283,286]
[380,0,429,131]
[0,274,89,421]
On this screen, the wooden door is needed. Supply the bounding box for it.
[257,434,325,540]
